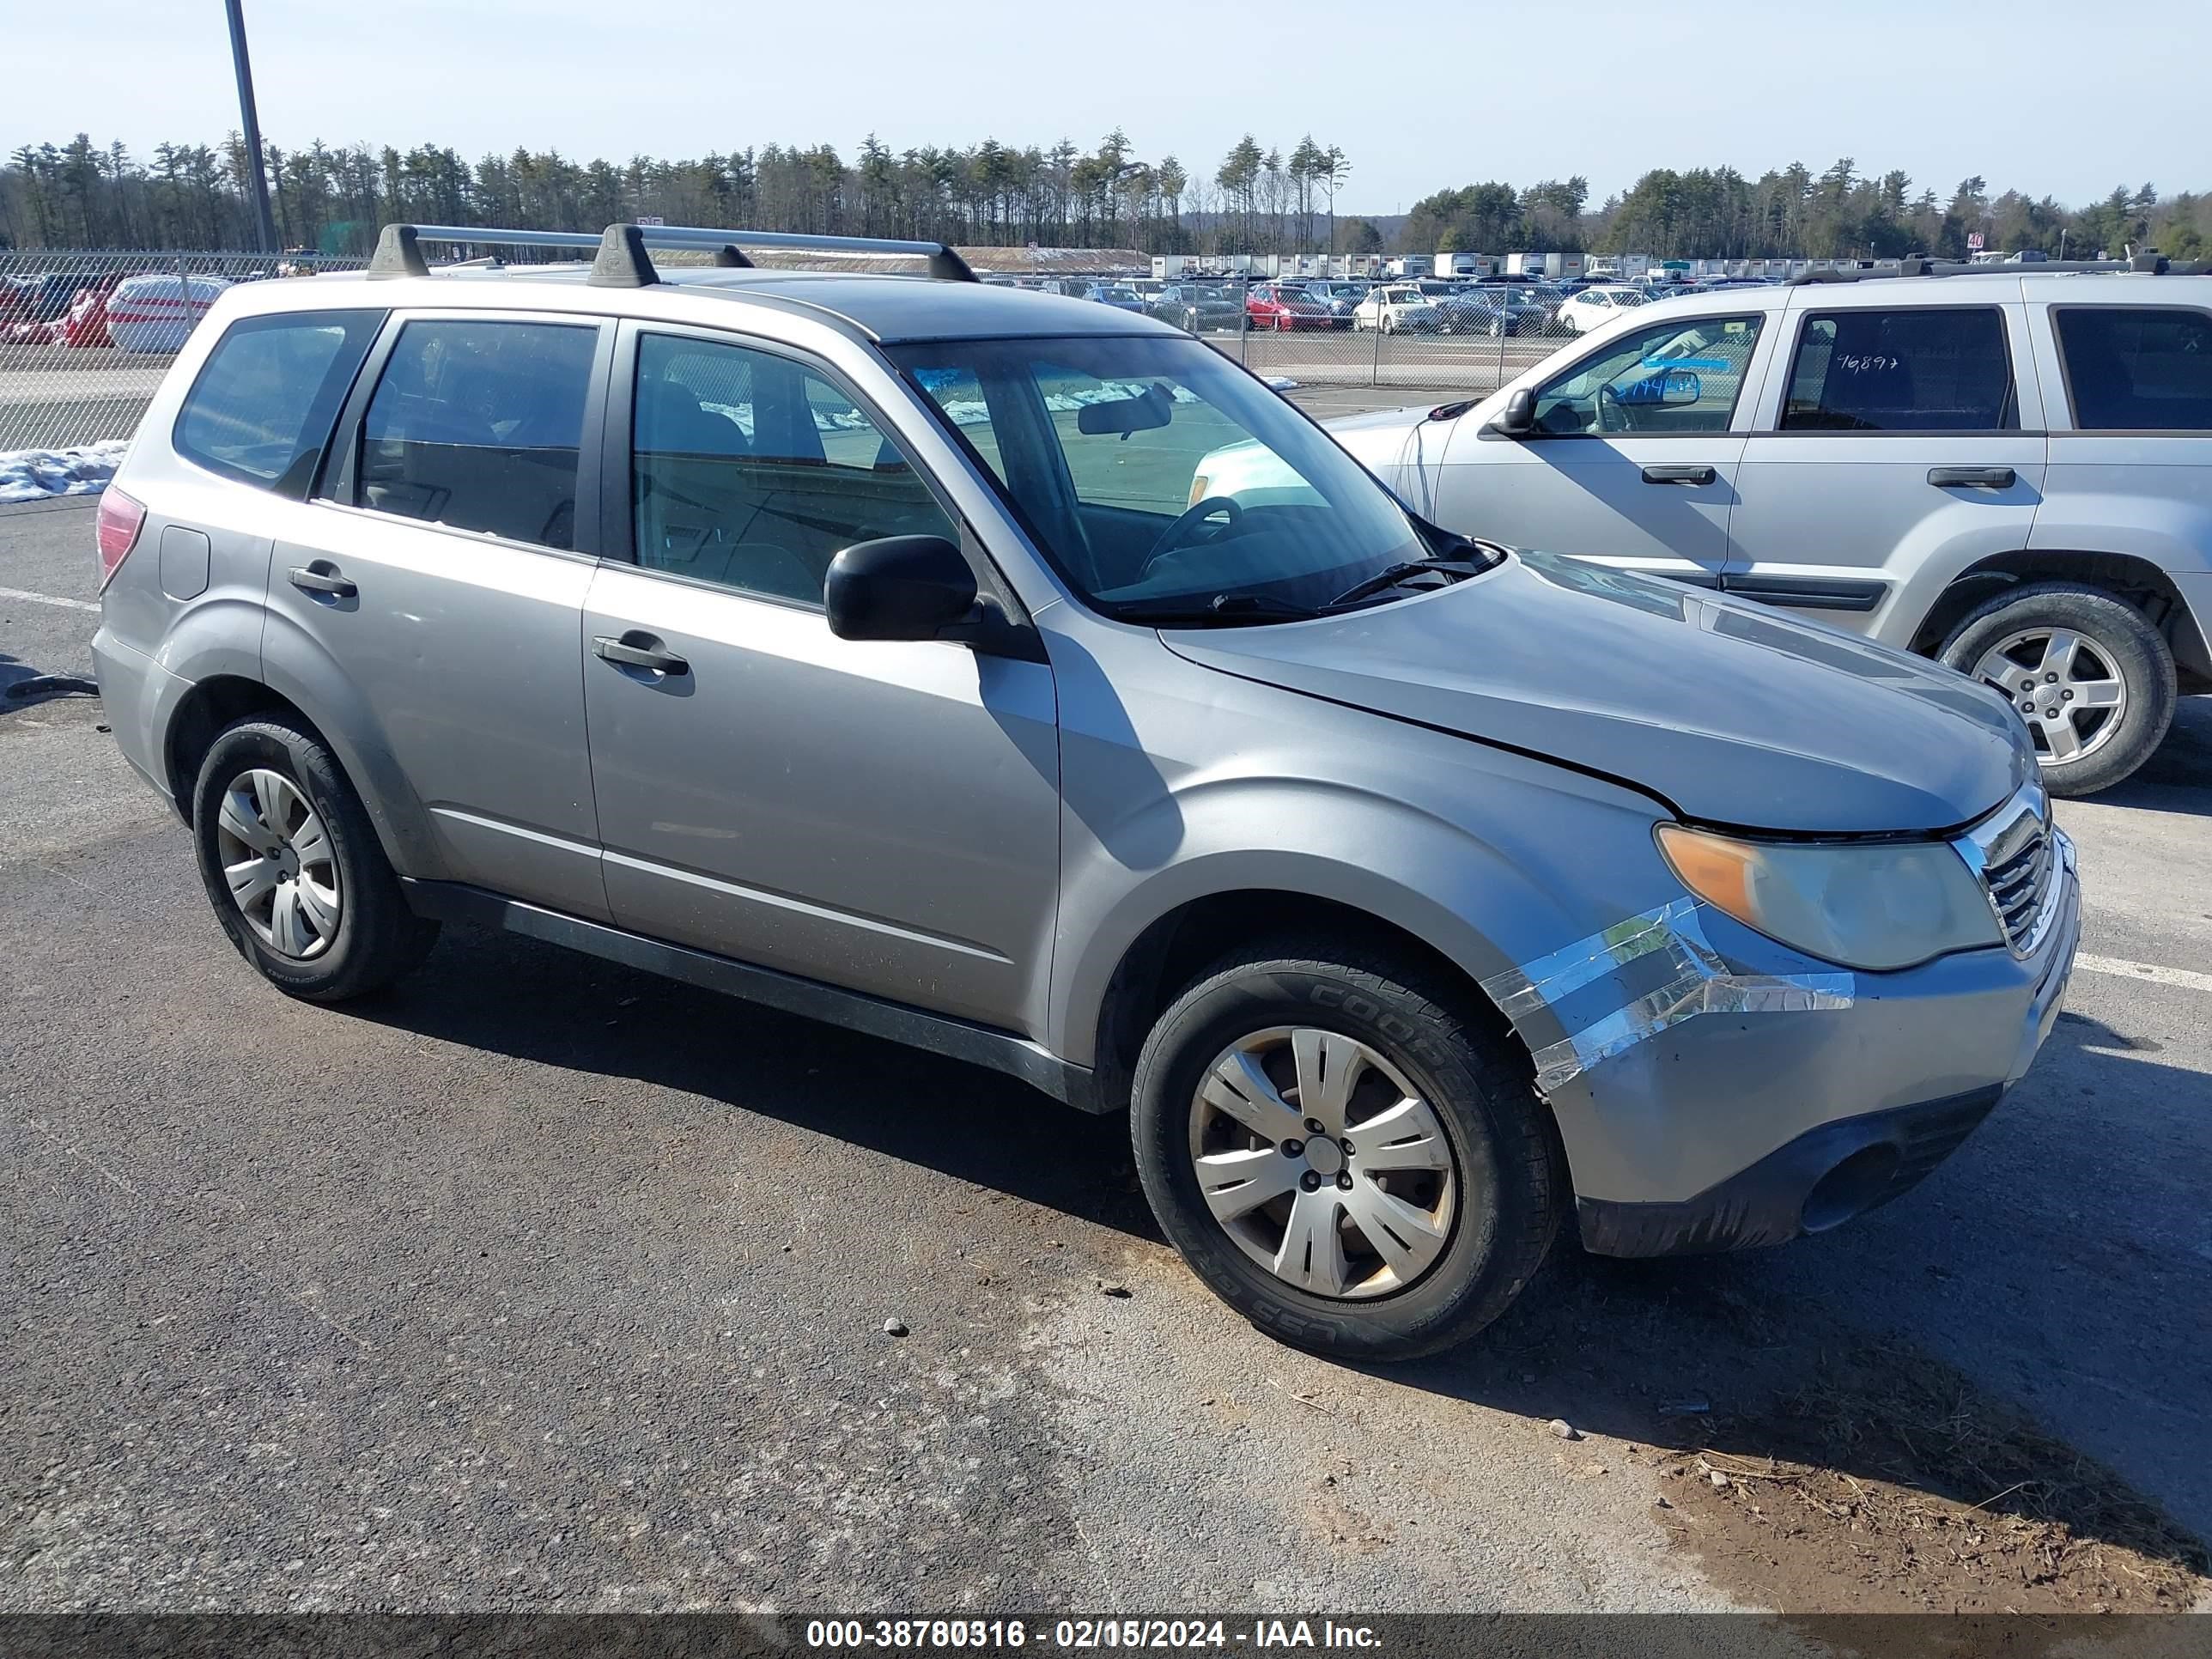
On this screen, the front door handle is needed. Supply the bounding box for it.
[1929,465,2016,489]
[1640,465,1717,485]
[592,633,690,676]
[287,563,356,599]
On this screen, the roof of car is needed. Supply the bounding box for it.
[1630,269,2207,315]
[269,261,1182,345]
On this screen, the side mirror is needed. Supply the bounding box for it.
[824,535,978,642]
[1487,387,1537,438]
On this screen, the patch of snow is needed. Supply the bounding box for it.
[0,441,131,503]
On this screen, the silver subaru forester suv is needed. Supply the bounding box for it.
[92,223,2081,1359]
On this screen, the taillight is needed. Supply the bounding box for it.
[95,488,146,590]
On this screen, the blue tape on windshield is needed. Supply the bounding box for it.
[1642,356,1731,372]
[1480,898,1853,1092]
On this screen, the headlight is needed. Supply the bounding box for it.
[1655,823,2001,971]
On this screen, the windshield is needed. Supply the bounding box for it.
[890,334,1430,622]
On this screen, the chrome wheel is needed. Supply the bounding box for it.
[1188,1027,1459,1300]
[214,768,341,959]
[1970,628,2129,765]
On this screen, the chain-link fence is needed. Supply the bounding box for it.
[0,248,365,457]
[1,250,1585,465]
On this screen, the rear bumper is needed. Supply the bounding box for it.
[89,624,183,810]
[1577,1085,2001,1256]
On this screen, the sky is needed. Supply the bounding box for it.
[9,0,2201,213]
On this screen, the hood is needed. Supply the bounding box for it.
[1161,551,2029,835]
[1316,404,1431,468]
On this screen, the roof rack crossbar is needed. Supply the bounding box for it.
[586,223,979,288]
[368,223,604,277]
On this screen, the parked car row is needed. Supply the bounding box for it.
[1012,271,1626,339]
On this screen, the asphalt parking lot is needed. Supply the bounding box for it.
[3,477,2209,1613]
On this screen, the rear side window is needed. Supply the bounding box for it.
[1782,307,2017,431]
[2056,307,2212,430]
[173,310,381,491]
[355,319,599,550]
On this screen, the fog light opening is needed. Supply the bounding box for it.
[1801,1144,1904,1234]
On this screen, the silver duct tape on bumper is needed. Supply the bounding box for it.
[1479,896,1856,1092]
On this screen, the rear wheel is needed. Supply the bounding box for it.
[1939,580,2175,796]
[1131,939,1564,1360]
[191,716,439,1001]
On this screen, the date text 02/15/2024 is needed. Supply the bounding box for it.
[804,1620,1384,1650]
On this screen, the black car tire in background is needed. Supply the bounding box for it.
[1938,580,2178,798]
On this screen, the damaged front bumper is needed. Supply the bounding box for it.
[1483,831,2081,1257]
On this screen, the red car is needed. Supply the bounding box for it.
[1244,284,1338,331]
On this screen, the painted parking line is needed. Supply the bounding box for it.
[2076,954,2212,996]
[0,584,99,613]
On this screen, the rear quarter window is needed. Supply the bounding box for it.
[172,310,383,491]
[2056,307,2212,430]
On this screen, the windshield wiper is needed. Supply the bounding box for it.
[1110,592,1323,627]
[1325,556,1487,610]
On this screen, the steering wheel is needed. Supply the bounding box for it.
[1140,495,1244,579]
[1595,380,1627,434]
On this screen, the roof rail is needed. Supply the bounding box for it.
[367,222,981,286]
[586,223,980,288]
[1786,252,2205,285]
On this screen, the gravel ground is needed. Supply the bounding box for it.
[3,491,2207,1614]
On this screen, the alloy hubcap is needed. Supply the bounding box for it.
[214,769,341,959]
[1188,1027,1459,1301]
[1969,629,2128,765]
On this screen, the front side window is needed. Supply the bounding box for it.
[1532,314,1763,435]
[2056,307,2212,430]
[892,333,1428,621]
[1782,307,2016,431]
[173,309,382,490]
[355,319,598,548]
[630,333,957,605]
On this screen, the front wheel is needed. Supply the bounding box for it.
[1131,939,1565,1360]
[1939,580,2176,796]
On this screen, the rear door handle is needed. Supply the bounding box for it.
[287,563,356,599]
[592,633,690,676]
[1640,465,1717,485]
[1929,465,2015,489]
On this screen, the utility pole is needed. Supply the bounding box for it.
[225,0,279,253]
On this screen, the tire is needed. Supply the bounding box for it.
[1131,937,1565,1361]
[1937,580,2176,797]
[191,715,440,1002]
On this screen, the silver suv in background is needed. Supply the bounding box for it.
[92,223,2079,1359]
[1304,258,2212,795]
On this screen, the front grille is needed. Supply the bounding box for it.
[1982,821,2055,951]
[1958,781,2063,957]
